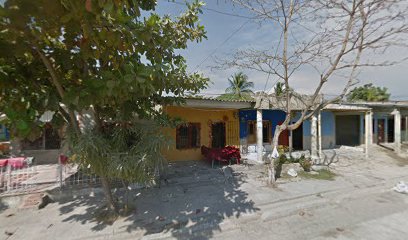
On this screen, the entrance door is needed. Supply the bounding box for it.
[335,115,360,146]
[388,118,394,143]
[292,123,303,150]
[377,119,385,143]
[212,122,226,148]
[277,121,289,146]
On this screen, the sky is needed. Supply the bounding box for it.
[156,0,408,100]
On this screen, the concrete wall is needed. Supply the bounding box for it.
[22,149,60,165]
[162,106,239,161]
[298,111,336,150]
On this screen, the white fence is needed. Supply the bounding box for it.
[0,154,123,196]
[0,153,153,196]
[0,158,51,195]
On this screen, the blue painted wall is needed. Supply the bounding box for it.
[292,111,335,138]
[239,110,286,139]
[0,124,9,141]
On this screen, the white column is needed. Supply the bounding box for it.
[369,111,373,144]
[364,111,370,159]
[318,111,322,160]
[289,129,293,153]
[311,115,318,161]
[392,109,401,154]
[256,109,263,162]
[405,116,408,143]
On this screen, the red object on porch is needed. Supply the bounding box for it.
[0,159,8,167]
[201,146,241,164]
[0,157,26,168]
[59,154,69,165]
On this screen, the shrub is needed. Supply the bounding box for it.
[299,158,312,172]
[274,154,288,178]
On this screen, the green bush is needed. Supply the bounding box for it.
[299,157,312,172]
[274,154,288,178]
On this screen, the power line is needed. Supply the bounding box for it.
[193,18,252,72]
[263,30,284,92]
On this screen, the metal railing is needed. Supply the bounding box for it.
[0,159,50,195]
[0,153,156,196]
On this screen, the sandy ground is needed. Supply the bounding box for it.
[0,145,407,240]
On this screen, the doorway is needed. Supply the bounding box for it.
[377,119,385,143]
[335,115,360,146]
[277,121,289,146]
[388,118,394,143]
[292,123,303,150]
[211,122,226,148]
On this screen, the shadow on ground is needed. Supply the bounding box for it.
[55,161,259,239]
[0,200,8,213]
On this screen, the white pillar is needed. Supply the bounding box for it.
[311,115,318,162]
[369,111,373,144]
[405,116,408,143]
[256,109,263,162]
[392,109,401,154]
[364,111,370,159]
[289,129,293,153]
[318,111,322,160]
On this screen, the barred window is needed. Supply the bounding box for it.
[247,120,271,144]
[176,123,200,149]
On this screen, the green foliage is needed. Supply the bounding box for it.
[299,157,312,172]
[347,84,391,102]
[68,121,167,183]
[0,0,208,137]
[217,72,254,101]
[298,169,336,181]
[274,145,289,178]
[274,82,285,96]
[0,0,208,209]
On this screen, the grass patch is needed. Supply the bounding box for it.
[298,169,336,181]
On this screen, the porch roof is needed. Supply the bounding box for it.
[323,103,371,112]
[179,97,254,109]
[343,101,408,114]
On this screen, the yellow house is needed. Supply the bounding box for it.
[162,98,253,161]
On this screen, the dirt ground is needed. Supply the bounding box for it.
[0,145,407,240]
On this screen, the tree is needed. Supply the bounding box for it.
[222,0,408,184]
[347,84,390,102]
[217,72,254,100]
[0,0,208,212]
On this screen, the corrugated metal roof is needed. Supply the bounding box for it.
[181,96,255,103]
[323,103,370,111]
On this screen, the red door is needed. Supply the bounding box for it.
[278,121,289,146]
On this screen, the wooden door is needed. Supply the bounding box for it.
[278,121,289,146]
[377,119,385,143]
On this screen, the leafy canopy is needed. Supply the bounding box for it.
[0,0,208,184]
[347,84,390,102]
[0,0,208,138]
[217,72,254,101]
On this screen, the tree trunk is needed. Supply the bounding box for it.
[267,127,282,185]
[101,176,118,214]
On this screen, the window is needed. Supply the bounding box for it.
[247,121,271,144]
[176,123,201,149]
[22,123,61,150]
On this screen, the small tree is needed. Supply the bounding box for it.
[222,0,408,184]
[0,0,208,212]
[217,72,254,100]
[347,84,390,102]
